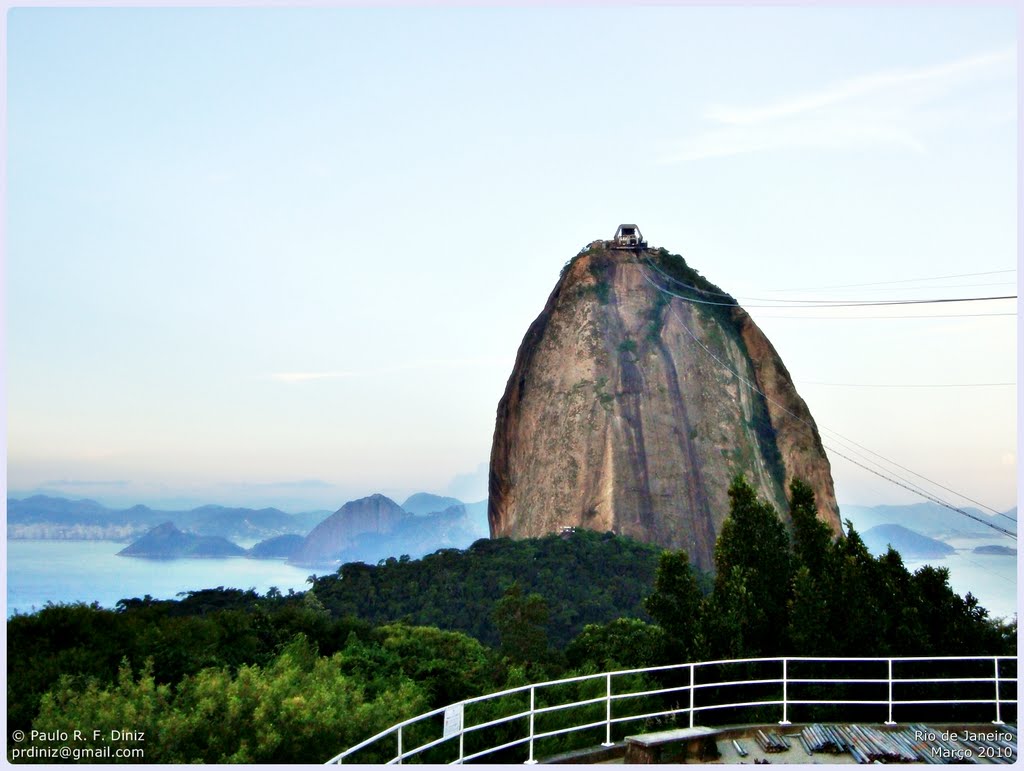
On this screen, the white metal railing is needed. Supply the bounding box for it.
[324,655,1017,765]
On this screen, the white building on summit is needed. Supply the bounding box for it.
[612,223,647,249]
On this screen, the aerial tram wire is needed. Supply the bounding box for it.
[753,312,1015,319]
[636,264,1017,540]
[820,447,1016,539]
[798,381,1015,388]
[641,260,1018,522]
[640,257,1017,308]
[771,268,1017,292]
[641,264,1017,528]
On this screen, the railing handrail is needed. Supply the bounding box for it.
[325,654,1018,764]
[324,704,448,763]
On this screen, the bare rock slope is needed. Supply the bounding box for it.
[489,242,840,571]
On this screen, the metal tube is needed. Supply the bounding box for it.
[779,658,791,725]
[993,656,1005,725]
[397,726,403,765]
[885,659,897,725]
[525,687,537,764]
[689,663,695,728]
[602,673,614,747]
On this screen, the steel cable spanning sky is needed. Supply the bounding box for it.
[641,257,1017,309]
[771,268,1016,291]
[638,264,1016,541]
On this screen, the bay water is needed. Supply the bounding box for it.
[6,540,316,617]
[6,538,1018,622]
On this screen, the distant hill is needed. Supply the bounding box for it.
[332,505,485,566]
[183,506,303,541]
[841,502,1016,540]
[401,492,463,516]
[8,495,144,527]
[291,509,335,531]
[462,500,490,539]
[974,544,1016,556]
[291,494,408,567]
[118,522,247,559]
[6,495,331,542]
[290,494,492,568]
[247,534,305,560]
[861,524,956,559]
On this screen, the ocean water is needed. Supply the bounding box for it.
[902,538,1018,622]
[6,540,317,617]
[5,538,1018,623]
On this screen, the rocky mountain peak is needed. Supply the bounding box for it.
[488,240,840,571]
[289,493,407,567]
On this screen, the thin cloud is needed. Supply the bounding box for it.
[665,47,1014,163]
[41,479,130,488]
[218,479,337,490]
[268,356,513,384]
[270,372,356,383]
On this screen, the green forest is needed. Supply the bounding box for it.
[7,478,1016,763]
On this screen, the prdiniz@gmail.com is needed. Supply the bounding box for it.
[10,729,145,761]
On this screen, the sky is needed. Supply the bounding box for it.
[5,5,1018,514]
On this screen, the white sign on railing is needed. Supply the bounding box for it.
[443,703,464,739]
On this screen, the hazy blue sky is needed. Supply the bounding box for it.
[6,6,1017,513]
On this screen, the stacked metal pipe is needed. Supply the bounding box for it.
[844,725,919,763]
[800,724,851,754]
[754,729,790,753]
[800,723,1017,764]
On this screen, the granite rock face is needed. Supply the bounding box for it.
[488,242,840,571]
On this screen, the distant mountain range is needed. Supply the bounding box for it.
[12,492,490,566]
[6,495,332,542]
[861,524,956,559]
[840,502,1016,540]
[10,494,1013,571]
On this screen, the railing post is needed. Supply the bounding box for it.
[601,673,614,746]
[885,658,897,726]
[778,658,791,726]
[689,664,695,728]
[992,657,1005,725]
[396,726,403,765]
[459,722,465,765]
[524,686,538,764]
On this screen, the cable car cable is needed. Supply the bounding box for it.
[638,264,1017,537]
[642,259,1017,307]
